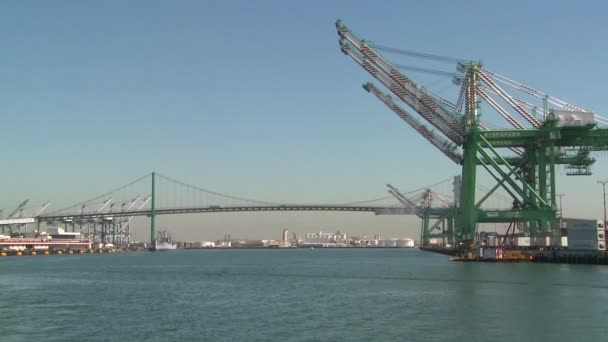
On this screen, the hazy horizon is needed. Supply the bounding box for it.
[3,0,608,240]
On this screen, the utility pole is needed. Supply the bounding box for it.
[556,194,565,217]
[598,180,608,228]
[556,193,565,232]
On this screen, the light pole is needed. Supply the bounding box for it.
[556,193,565,232]
[598,180,608,228]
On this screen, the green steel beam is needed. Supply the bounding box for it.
[477,156,521,202]
[428,233,456,238]
[476,145,530,203]
[481,127,608,148]
[459,130,478,242]
[429,211,453,232]
[478,134,548,207]
[423,211,430,245]
[475,157,526,208]
[482,156,595,166]
[477,209,555,223]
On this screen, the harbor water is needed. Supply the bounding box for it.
[2,248,608,341]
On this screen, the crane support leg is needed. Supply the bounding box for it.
[459,131,478,243]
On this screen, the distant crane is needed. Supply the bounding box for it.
[0,199,30,234]
[0,200,51,235]
[34,201,52,217]
[7,199,29,219]
[291,232,299,245]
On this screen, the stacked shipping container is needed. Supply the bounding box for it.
[563,219,605,251]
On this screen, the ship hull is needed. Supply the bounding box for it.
[149,240,177,251]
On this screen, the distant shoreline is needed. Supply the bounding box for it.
[179,246,418,250]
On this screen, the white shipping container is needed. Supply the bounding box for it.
[553,110,595,127]
[533,236,552,247]
[515,237,531,247]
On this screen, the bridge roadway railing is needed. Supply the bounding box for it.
[37,205,404,222]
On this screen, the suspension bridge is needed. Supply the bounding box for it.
[3,172,511,246]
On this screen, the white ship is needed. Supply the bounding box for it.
[150,229,177,251]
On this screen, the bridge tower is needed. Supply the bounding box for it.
[151,172,156,247]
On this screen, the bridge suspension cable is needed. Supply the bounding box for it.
[155,173,281,206]
[374,44,475,64]
[45,174,151,215]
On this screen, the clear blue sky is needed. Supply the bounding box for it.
[2,0,607,240]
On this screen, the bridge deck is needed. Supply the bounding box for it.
[38,205,399,221]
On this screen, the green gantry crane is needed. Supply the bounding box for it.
[336,20,608,248]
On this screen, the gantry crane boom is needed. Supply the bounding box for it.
[339,41,463,144]
[338,42,464,143]
[480,68,608,126]
[386,184,420,209]
[477,88,526,129]
[480,68,586,111]
[121,195,151,229]
[364,82,463,164]
[477,71,542,128]
[137,196,152,211]
[336,20,465,143]
[96,199,112,214]
[33,201,51,217]
[386,184,423,218]
[337,21,463,126]
[7,199,29,219]
[124,196,142,212]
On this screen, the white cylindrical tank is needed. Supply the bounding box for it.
[384,239,397,247]
[396,238,415,248]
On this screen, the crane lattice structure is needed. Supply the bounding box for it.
[336,20,608,246]
[0,200,51,235]
[384,182,458,246]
